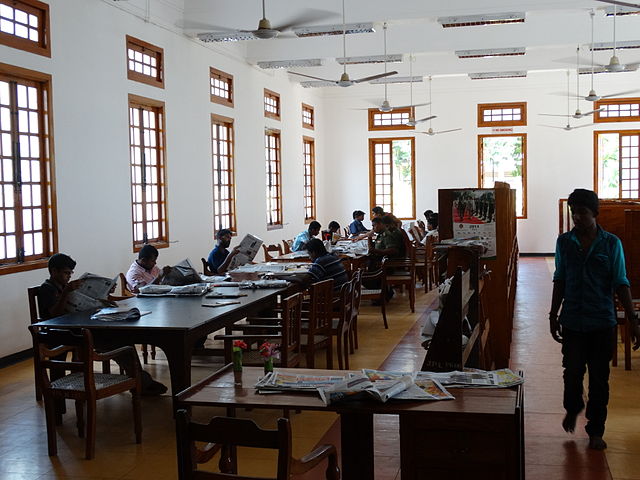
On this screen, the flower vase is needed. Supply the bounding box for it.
[232,350,243,372]
[263,357,274,374]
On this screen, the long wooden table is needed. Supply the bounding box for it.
[34,287,286,403]
[176,365,524,480]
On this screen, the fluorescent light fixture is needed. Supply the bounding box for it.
[469,71,527,79]
[369,75,423,84]
[294,22,375,37]
[336,54,403,65]
[590,40,640,50]
[455,47,526,58]
[257,59,324,69]
[300,81,337,88]
[604,5,640,14]
[197,31,255,42]
[438,12,525,28]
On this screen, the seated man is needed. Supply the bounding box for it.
[207,228,240,274]
[380,215,406,258]
[322,221,341,242]
[368,217,403,260]
[292,221,321,252]
[125,244,171,293]
[420,213,439,244]
[39,253,167,396]
[285,239,348,290]
[349,210,369,236]
[417,209,434,235]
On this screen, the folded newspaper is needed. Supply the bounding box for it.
[138,283,210,296]
[90,307,150,322]
[363,368,523,389]
[65,273,117,312]
[255,372,347,391]
[238,279,289,289]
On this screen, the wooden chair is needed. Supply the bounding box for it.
[349,269,363,351]
[300,279,334,369]
[330,278,355,370]
[282,240,293,254]
[175,410,340,480]
[343,227,350,238]
[263,244,283,261]
[201,258,215,276]
[385,244,417,313]
[28,286,44,401]
[361,258,389,329]
[117,272,156,364]
[214,293,303,368]
[29,326,142,460]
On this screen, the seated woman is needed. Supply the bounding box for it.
[322,221,341,243]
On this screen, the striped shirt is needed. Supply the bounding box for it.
[308,253,348,289]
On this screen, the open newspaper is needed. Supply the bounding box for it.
[65,273,117,312]
[228,234,263,270]
[255,372,347,391]
[161,259,202,286]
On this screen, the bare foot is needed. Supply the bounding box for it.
[588,436,607,450]
[562,413,577,433]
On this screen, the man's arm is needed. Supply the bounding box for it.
[615,284,640,350]
[549,280,565,343]
[42,280,84,318]
[217,247,240,275]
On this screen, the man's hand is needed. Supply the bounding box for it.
[549,314,562,343]
[162,265,172,275]
[230,246,241,257]
[64,279,84,293]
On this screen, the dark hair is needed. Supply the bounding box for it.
[48,253,76,273]
[427,213,439,229]
[138,244,159,260]
[381,215,395,226]
[372,206,384,215]
[352,210,365,219]
[309,221,321,231]
[216,228,233,240]
[424,209,434,220]
[306,238,327,256]
[568,189,599,216]
[328,221,340,230]
[371,217,383,225]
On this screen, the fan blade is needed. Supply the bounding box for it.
[600,89,640,99]
[414,115,437,124]
[553,55,602,67]
[353,71,398,83]
[540,125,569,130]
[596,1,640,8]
[392,102,430,109]
[434,128,462,135]
[582,108,604,116]
[287,71,335,82]
[570,123,595,129]
[539,113,572,117]
[273,9,338,32]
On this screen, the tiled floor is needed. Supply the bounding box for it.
[0,258,638,479]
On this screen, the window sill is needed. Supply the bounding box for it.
[0,258,49,275]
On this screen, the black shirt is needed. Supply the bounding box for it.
[38,279,62,320]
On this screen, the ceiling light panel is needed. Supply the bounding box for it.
[455,47,526,58]
[257,59,324,69]
[438,12,525,28]
[369,75,423,84]
[336,54,403,65]
[590,40,640,51]
[469,71,527,80]
[604,5,640,15]
[300,81,337,88]
[197,32,255,42]
[294,22,375,37]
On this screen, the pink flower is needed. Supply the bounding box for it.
[259,341,280,359]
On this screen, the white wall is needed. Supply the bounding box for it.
[0,0,324,357]
[319,70,640,253]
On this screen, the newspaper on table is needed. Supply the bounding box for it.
[65,273,117,312]
[161,259,202,286]
[255,372,347,391]
[138,283,209,296]
[228,234,263,270]
[233,262,311,274]
[415,368,524,388]
[91,306,151,322]
[238,279,289,289]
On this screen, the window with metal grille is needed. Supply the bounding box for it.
[0,0,50,57]
[128,95,168,250]
[0,66,56,273]
[210,67,233,107]
[126,35,164,88]
[303,136,316,221]
[368,107,414,131]
[477,102,527,127]
[595,130,640,200]
[211,114,236,235]
[264,89,280,120]
[594,98,640,123]
[265,129,282,228]
[302,103,314,129]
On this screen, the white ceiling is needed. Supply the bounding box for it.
[178,1,640,82]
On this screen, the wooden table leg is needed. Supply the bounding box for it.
[340,412,374,480]
[162,338,192,411]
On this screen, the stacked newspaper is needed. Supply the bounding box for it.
[255,372,347,391]
[138,283,210,296]
[415,368,524,388]
[90,307,149,322]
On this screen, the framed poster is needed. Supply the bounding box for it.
[451,189,497,259]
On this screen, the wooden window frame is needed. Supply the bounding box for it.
[126,35,164,89]
[368,136,416,220]
[0,0,50,57]
[368,107,415,131]
[0,62,57,274]
[265,128,282,230]
[477,102,527,127]
[303,136,316,222]
[478,133,528,219]
[128,94,169,252]
[593,129,640,200]
[302,103,314,130]
[210,67,233,108]
[594,97,640,123]
[211,113,237,236]
[264,89,281,120]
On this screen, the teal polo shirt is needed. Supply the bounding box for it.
[553,226,629,332]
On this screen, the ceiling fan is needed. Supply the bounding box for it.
[541,70,595,131]
[542,47,603,119]
[419,76,461,136]
[288,0,396,87]
[596,1,640,9]
[405,55,436,126]
[195,0,334,42]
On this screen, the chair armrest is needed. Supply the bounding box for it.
[291,444,339,475]
[93,345,137,362]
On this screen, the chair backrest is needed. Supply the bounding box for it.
[307,279,334,335]
[281,240,292,254]
[262,244,283,261]
[343,227,350,238]
[409,225,423,243]
[350,269,363,318]
[28,286,41,324]
[280,292,302,367]
[119,272,134,297]
[201,258,214,276]
[335,278,355,336]
[176,409,292,479]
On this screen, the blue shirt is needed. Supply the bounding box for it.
[207,245,229,273]
[308,254,348,289]
[349,219,368,235]
[553,226,629,332]
[292,230,312,252]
